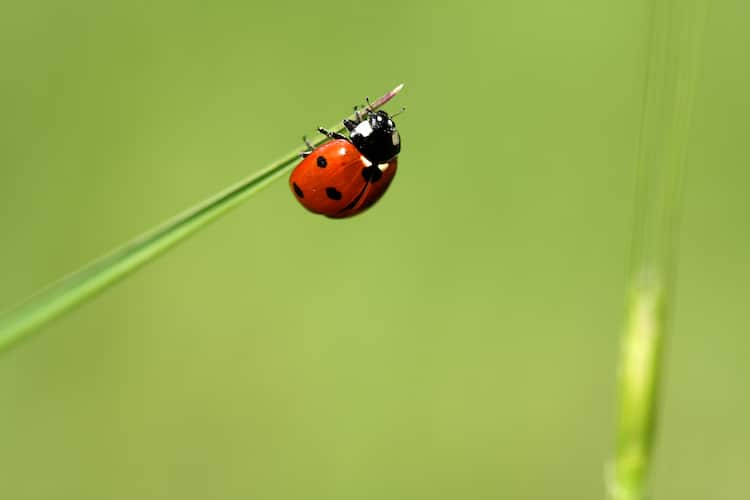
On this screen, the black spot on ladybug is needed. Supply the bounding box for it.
[361,166,383,183]
[293,182,304,198]
[316,156,327,168]
[326,187,342,200]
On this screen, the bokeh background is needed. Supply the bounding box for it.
[1,1,747,498]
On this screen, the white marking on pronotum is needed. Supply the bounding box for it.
[354,121,373,137]
[378,163,389,172]
[391,132,400,146]
[361,156,372,167]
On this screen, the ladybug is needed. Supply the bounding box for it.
[289,104,402,218]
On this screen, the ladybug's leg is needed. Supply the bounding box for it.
[344,103,367,132]
[343,119,357,132]
[317,127,349,142]
[300,136,313,158]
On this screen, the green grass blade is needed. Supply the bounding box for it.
[0,84,405,353]
[608,1,710,499]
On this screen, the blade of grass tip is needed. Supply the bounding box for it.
[607,1,709,499]
[0,84,406,353]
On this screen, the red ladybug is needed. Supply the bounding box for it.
[289,106,402,218]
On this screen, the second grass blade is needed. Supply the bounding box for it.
[609,1,710,498]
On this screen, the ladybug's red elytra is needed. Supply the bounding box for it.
[289,106,402,218]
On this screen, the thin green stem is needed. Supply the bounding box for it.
[0,84,405,353]
[609,1,709,499]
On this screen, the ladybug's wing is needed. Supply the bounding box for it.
[329,158,398,219]
[290,139,370,216]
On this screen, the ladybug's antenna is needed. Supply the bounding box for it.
[391,107,407,118]
[365,96,373,113]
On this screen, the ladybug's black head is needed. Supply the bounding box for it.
[347,110,401,164]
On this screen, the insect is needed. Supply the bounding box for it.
[289,101,402,218]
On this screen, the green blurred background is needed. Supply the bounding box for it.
[1,1,747,498]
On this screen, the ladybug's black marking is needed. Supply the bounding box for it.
[325,187,342,200]
[316,156,327,168]
[293,182,304,198]
[361,166,383,183]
